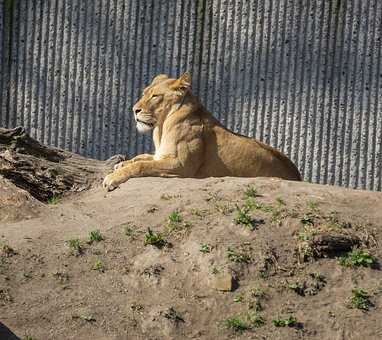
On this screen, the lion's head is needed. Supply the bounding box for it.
[132,73,191,133]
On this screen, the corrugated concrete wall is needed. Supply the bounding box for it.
[0,0,381,191]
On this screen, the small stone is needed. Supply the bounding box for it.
[211,272,237,291]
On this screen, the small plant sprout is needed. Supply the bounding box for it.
[276,197,286,206]
[247,311,265,328]
[214,201,233,215]
[244,185,258,199]
[233,294,244,303]
[272,315,297,327]
[89,230,104,243]
[224,312,265,333]
[307,200,319,210]
[227,247,251,264]
[211,266,220,275]
[47,195,60,205]
[123,223,140,239]
[250,286,266,299]
[200,244,211,254]
[144,228,166,248]
[166,211,192,234]
[339,249,376,267]
[92,259,105,272]
[288,282,306,296]
[67,239,82,255]
[298,225,317,241]
[1,244,15,257]
[234,206,253,228]
[349,288,372,310]
[23,335,35,340]
[224,316,249,333]
[300,213,314,226]
[168,211,182,223]
[244,198,273,213]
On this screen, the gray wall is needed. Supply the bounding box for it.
[0,0,381,191]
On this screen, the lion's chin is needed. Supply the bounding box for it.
[136,122,153,134]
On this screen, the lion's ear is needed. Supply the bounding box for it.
[151,74,169,85]
[171,72,191,91]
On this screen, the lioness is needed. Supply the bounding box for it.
[103,73,301,191]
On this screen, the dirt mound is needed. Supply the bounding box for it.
[1,177,382,339]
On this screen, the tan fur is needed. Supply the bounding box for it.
[103,73,301,191]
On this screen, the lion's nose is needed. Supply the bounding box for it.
[134,108,142,115]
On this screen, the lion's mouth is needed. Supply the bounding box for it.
[136,118,154,128]
[136,118,155,133]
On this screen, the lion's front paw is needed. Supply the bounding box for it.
[102,172,127,191]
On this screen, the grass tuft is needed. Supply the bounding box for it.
[339,249,376,267]
[224,312,265,333]
[275,197,286,206]
[244,186,259,199]
[168,211,182,223]
[224,316,249,333]
[200,244,211,254]
[349,288,372,310]
[47,195,60,205]
[227,247,251,263]
[272,315,297,327]
[234,206,253,228]
[288,282,306,296]
[1,244,15,257]
[89,230,104,243]
[92,259,105,272]
[67,239,82,255]
[300,213,315,226]
[144,228,166,248]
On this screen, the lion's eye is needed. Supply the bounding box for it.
[151,94,160,99]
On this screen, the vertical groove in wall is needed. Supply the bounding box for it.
[0,0,381,191]
[0,0,3,123]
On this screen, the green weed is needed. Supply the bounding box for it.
[144,228,166,248]
[244,186,259,199]
[244,198,273,213]
[47,195,60,205]
[233,294,244,303]
[272,315,297,327]
[339,249,376,267]
[307,200,319,210]
[67,239,82,255]
[248,311,265,328]
[276,197,286,206]
[224,316,249,333]
[92,259,105,272]
[288,282,306,296]
[200,244,211,254]
[1,244,15,257]
[234,206,253,228]
[227,247,251,264]
[168,211,182,223]
[224,312,265,333]
[349,288,372,310]
[89,230,103,243]
[300,213,315,226]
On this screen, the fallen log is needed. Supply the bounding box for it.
[0,127,126,201]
